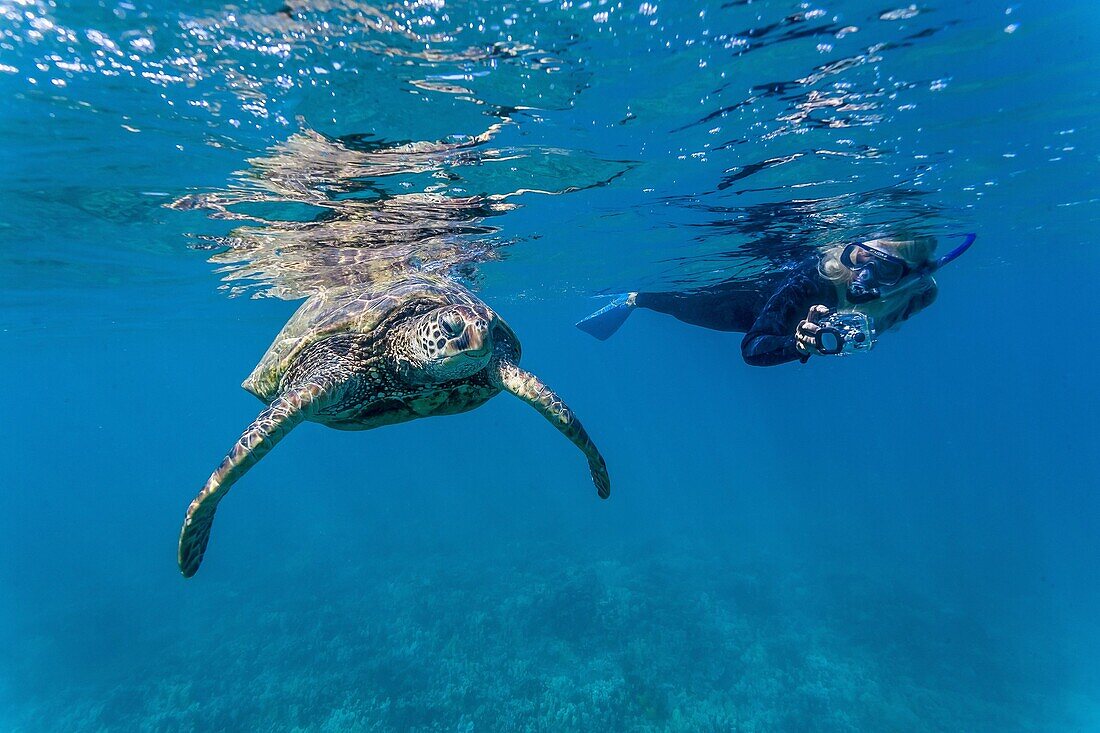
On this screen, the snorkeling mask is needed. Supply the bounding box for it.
[814,311,875,355]
[843,233,976,304]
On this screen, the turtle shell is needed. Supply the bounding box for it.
[242,276,516,401]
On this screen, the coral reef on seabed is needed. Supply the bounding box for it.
[5,540,1075,732]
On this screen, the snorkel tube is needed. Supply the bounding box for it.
[929,232,976,272]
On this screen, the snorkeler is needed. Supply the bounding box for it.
[576,233,975,366]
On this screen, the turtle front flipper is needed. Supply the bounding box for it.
[491,359,610,499]
[178,382,328,578]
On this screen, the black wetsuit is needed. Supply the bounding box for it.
[635,258,838,366]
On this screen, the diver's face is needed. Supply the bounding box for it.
[842,240,920,304]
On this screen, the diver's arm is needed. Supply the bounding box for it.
[741,268,834,366]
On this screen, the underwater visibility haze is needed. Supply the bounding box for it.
[1,0,1099,729]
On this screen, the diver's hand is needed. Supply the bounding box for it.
[795,305,832,358]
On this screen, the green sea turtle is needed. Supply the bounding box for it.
[177,276,610,577]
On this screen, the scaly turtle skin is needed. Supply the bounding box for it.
[178,277,610,577]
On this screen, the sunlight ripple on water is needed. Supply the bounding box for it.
[7,0,1094,299]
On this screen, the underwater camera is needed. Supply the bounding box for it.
[815,311,876,356]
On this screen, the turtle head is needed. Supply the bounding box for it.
[397,304,494,383]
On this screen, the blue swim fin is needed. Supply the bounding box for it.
[575,294,635,340]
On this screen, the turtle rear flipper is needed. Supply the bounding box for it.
[178,382,328,577]
[492,359,610,499]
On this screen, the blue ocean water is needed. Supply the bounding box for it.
[2,0,1098,729]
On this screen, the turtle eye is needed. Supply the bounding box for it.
[440,311,465,338]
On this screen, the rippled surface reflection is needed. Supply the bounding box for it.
[170,117,628,298]
[4,0,1093,301]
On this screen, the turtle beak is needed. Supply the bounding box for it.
[449,320,490,357]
